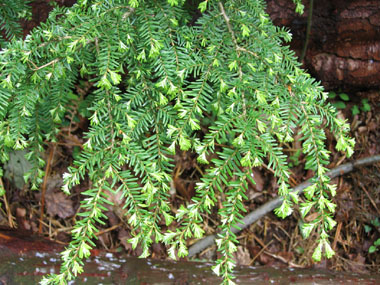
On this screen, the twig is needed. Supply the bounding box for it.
[251,232,265,248]
[219,2,238,49]
[358,182,380,215]
[332,222,342,251]
[0,178,16,228]
[188,155,380,257]
[250,240,273,265]
[32,58,59,71]
[39,144,56,234]
[300,0,314,63]
[263,250,304,268]
[95,223,123,237]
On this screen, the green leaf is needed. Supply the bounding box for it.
[98,74,112,89]
[325,200,336,213]
[323,240,335,258]
[369,245,377,253]
[300,222,315,239]
[228,60,238,71]
[232,133,245,146]
[361,99,371,112]
[332,101,346,109]
[178,241,188,257]
[256,119,266,133]
[256,90,267,104]
[72,261,84,276]
[274,200,292,218]
[312,241,323,261]
[325,215,337,230]
[109,70,121,85]
[198,1,208,12]
[303,184,316,200]
[189,118,200,130]
[4,136,14,147]
[351,105,360,115]
[192,223,205,238]
[179,135,191,151]
[240,152,251,167]
[364,224,372,233]
[78,242,91,259]
[129,236,139,249]
[1,74,13,89]
[197,151,209,164]
[167,0,178,6]
[338,93,350,101]
[328,91,336,99]
[300,202,314,218]
[371,217,380,227]
[163,212,174,226]
[212,263,221,276]
[241,24,250,37]
[167,141,176,154]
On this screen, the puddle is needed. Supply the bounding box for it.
[0,229,379,284]
[0,248,379,284]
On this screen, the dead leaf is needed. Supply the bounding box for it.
[173,177,195,200]
[102,188,127,219]
[46,174,63,193]
[349,253,368,274]
[119,229,132,252]
[46,192,75,219]
[277,251,294,263]
[118,228,143,256]
[305,212,319,222]
[152,243,166,258]
[16,207,31,230]
[249,169,265,192]
[233,246,251,266]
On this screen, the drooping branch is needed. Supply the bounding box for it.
[219,2,247,115]
[188,154,380,257]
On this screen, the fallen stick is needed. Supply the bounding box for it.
[188,155,380,257]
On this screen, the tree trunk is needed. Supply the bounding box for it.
[266,0,380,92]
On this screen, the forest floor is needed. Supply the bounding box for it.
[1,90,379,276]
[0,0,379,278]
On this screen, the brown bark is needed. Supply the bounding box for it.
[266,0,380,91]
[22,0,76,37]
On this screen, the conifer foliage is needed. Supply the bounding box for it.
[0,0,354,284]
[0,0,31,48]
